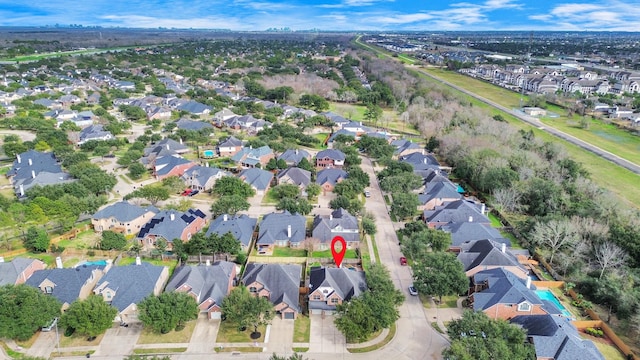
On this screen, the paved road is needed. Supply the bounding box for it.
[418,69,640,175]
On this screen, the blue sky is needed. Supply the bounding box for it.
[0,0,639,31]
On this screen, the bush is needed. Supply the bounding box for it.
[235,253,247,264]
[585,327,604,337]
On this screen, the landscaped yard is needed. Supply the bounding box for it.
[487,212,503,228]
[593,341,626,360]
[311,249,358,259]
[118,256,179,276]
[59,332,105,348]
[293,315,311,343]
[270,247,308,257]
[215,321,266,343]
[137,320,197,344]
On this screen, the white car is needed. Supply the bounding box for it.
[408,285,418,296]
[364,190,371,198]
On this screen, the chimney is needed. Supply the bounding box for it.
[422,149,425,155]
[329,214,333,220]
[166,144,170,150]
[481,203,486,215]
[526,276,532,289]
[223,214,228,221]
[287,225,292,238]
[19,184,24,196]
[55,256,63,269]
[0,257,4,263]
[501,243,506,253]
[295,149,298,155]
[31,170,36,179]
[423,158,427,164]
[135,256,141,265]
[179,138,183,144]
[16,154,21,163]
[468,216,473,222]
[28,158,32,166]
[170,213,175,221]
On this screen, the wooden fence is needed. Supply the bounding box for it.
[531,281,564,289]
[1,224,92,259]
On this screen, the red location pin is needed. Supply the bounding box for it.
[331,236,347,268]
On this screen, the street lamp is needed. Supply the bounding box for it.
[53,317,60,355]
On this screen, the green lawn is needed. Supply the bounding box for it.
[216,321,266,343]
[132,348,187,354]
[311,249,358,259]
[271,247,307,257]
[137,320,197,344]
[487,212,503,228]
[347,323,396,353]
[293,315,311,343]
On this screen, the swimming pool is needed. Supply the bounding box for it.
[536,289,572,318]
[78,260,108,266]
[203,150,214,157]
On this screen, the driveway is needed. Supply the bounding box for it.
[25,331,57,358]
[264,317,294,354]
[93,322,142,356]
[186,315,219,353]
[308,314,346,354]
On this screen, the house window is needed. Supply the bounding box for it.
[44,286,53,294]
[330,298,338,304]
[313,295,321,301]
[517,302,531,312]
[249,287,257,293]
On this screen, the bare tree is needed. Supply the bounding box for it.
[593,242,627,279]
[492,187,523,213]
[530,219,578,265]
[570,216,609,245]
[301,237,320,256]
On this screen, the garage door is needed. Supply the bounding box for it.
[209,312,222,320]
[310,309,322,315]
[284,312,295,320]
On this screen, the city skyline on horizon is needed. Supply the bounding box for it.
[1,0,640,32]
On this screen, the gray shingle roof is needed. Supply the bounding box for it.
[79,124,113,143]
[242,263,301,313]
[308,267,366,311]
[181,166,228,188]
[391,139,422,154]
[458,239,524,272]
[94,262,166,311]
[143,138,189,157]
[400,152,440,170]
[418,181,462,205]
[165,262,235,310]
[154,155,194,177]
[175,118,214,131]
[176,101,211,114]
[423,199,490,225]
[311,208,359,244]
[277,149,310,165]
[0,258,43,286]
[218,136,243,148]
[511,315,605,360]
[238,168,273,191]
[137,208,206,242]
[316,149,346,161]
[471,268,541,312]
[316,169,348,186]
[439,222,510,248]
[25,265,105,305]
[257,211,306,245]
[8,150,64,182]
[93,201,158,223]
[277,167,311,187]
[206,214,257,248]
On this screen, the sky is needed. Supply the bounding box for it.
[1,0,640,32]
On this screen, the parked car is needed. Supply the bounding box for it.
[400,256,407,266]
[408,285,418,296]
[364,190,371,198]
[181,189,192,196]
[188,189,200,197]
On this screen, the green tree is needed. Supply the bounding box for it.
[60,295,117,337]
[380,173,422,193]
[210,195,250,217]
[161,176,186,194]
[269,353,307,360]
[68,163,117,195]
[124,185,170,205]
[100,231,128,250]
[276,197,312,215]
[413,252,468,303]
[362,216,377,235]
[23,226,50,252]
[221,286,274,335]
[207,232,241,255]
[443,311,536,360]
[270,184,301,200]
[0,284,61,341]
[213,176,255,199]
[138,292,199,334]
[128,162,147,180]
[390,193,419,220]
[363,103,383,127]
[306,183,321,199]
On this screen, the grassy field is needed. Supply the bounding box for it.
[413,70,640,207]
[216,321,266,343]
[137,320,197,344]
[594,341,626,360]
[293,315,311,343]
[59,332,105,348]
[271,247,307,257]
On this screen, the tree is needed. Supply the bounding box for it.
[363,103,383,127]
[306,183,321,199]
[213,176,255,199]
[593,242,627,279]
[0,284,61,341]
[276,197,312,215]
[60,295,117,337]
[362,215,377,235]
[390,193,419,220]
[207,232,241,255]
[128,162,147,180]
[210,195,250,217]
[530,219,578,265]
[379,173,422,193]
[23,226,50,252]
[270,184,301,200]
[124,185,170,205]
[413,252,467,303]
[100,231,127,251]
[221,286,274,335]
[443,310,536,360]
[68,162,117,195]
[161,176,186,194]
[269,354,307,360]
[138,292,199,334]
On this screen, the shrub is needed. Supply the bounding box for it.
[585,327,604,337]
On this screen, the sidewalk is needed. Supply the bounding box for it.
[345,328,389,349]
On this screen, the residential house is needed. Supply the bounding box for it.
[216,136,243,157]
[321,112,350,128]
[439,222,510,250]
[86,92,101,105]
[277,149,311,167]
[137,209,207,250]
[469,268,564,320]
[181,166,229,191]
[165,261,236,319]
[26,264,109,310]
[326,129,357,148]
[77,124,113,145]
[315,149,346,169]
[146,105,172,120]
[242,263,302,319]
[308,267,367,315]
[458,239,529,279]
[231,146,275,168]
[205,214,257,252]
[7,150,74,198]
[400,152,440,173]
[256,211,306,253]
[94,261,169,323]
[316,168,348,193]
[0,258,46,286]
[417,181,462,211]
[176,101,211,116]
[311,208,360,250]
[238,168,273,195]
[175,118,214,132]
[277,167,311,189]
[143,138,190,162]
[423,200,490,228]
[510,315,605,360]
[152,155,196,180]
[92,201,158,235]
[213,108,237,124]
[342,121,368,135]
[392,139,423,159]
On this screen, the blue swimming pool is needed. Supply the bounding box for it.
[203,150,214,157]
[79,260,108,266]
[536,289,572,317]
